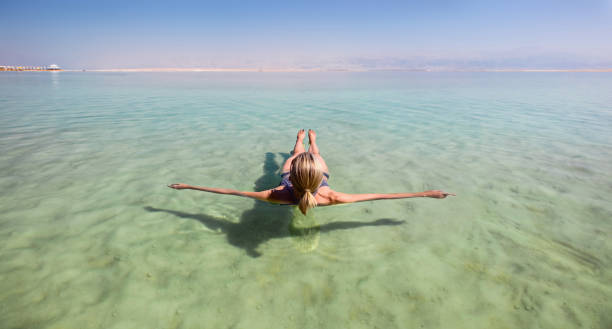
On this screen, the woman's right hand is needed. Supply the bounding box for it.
[168,183,190,190]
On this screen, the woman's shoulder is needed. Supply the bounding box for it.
[268,186,297,204]
[314,186,335,206]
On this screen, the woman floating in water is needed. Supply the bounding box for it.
[169,129,455,214]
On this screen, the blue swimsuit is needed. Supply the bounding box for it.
[279,172,330,205]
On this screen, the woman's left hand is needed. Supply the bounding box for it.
[424,190,456,198]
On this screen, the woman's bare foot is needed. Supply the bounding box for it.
[308,129,316,143]
[292,129,306,155]
[297,129,305,141]
[307,129,320,154]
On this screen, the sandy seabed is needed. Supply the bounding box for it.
[0,71,610,328]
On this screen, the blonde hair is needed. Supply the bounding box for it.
[290,152,324,215]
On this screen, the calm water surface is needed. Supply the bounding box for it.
[0,72,611,328]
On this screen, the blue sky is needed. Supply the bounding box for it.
[1,0,611,69]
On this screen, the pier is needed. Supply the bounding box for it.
[0,64,62,71]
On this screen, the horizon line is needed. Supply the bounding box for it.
[51,67,612,73]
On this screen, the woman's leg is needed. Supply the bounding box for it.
[293,129,306,155]
[282,129,305,172]
[307,129,329,173]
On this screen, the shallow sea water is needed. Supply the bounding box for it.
[0,72,611,328]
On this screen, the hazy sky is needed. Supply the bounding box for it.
[1,0,611,69]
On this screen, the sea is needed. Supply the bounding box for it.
[0,71,610,329]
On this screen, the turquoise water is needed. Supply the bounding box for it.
[1,72,611,328]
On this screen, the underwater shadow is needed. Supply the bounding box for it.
[146,152,404,257]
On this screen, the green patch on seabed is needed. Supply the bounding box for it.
[288,207,321,253]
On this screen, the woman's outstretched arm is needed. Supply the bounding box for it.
[328,190,455,205]
[168,183,276,202]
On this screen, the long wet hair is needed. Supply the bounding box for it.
[290,152,324,215]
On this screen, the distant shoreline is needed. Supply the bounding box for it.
[3,68,612,73]
[77,68,612,73]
